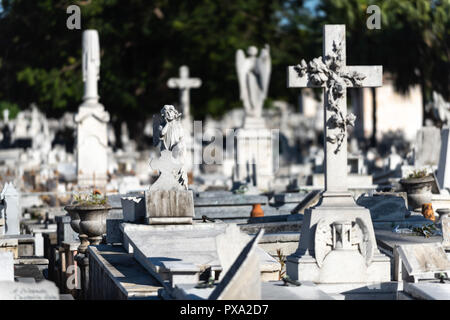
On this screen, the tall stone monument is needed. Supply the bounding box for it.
[75,30,110,189]
[146,105,194,224]
[235,45,274,191]
[286,25,390,283]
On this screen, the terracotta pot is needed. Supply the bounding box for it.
[421,203,435,222]
[65,204,111,253]
[251,204,264,218]
[399,175,434,211]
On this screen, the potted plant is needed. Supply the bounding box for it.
[399,169,434,212]
[65,190,111,253]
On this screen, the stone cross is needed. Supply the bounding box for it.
[82,30,101,104]
[287,25,382,193]
[167,66,201,120]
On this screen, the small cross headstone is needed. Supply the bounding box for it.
[167,65,202,121]
[287,25,382,193]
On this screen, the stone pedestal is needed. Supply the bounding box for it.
[437,127,450,191]
[235,117,274,191]
[75,103,110,189]
[286,193,391,283]
[145,190,194,224]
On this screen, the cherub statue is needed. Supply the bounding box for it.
[236,45,271,118]
[155,105,188,189]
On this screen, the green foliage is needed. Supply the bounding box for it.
[0,0,313,133]
[316,0,450,119]
[72,191,108,206]
[0,101,20,119]
[406,168,430,179]
[0,0,448,134]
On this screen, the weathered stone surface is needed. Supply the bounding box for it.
[0,280,59,300]
[88,245,162,300]
[437,128,450,190]
[415,127,441,168]
[441,214,450,248]
[0,251,14,282]
[404,282,450,300]
[76,30,110,188]
[145,190,194,224]
[209,229,264,300]
[356,194,409,221]
[121,223,279,286]
[55,215,79,246]
[0,236,18,258]
[395,243,450,277]
[121,196,145,223]
[1,182,20,235]
[286,24,390,284]
[261,281,334,300]
[194,194,268,206]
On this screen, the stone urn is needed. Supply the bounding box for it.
[65,204,111,253]
[436,208,450,223]
[399,175,434,212]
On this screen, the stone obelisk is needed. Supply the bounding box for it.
[75,30,110,189]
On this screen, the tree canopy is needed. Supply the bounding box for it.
[0,0,448,136]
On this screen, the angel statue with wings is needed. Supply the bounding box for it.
[236,45,272,119]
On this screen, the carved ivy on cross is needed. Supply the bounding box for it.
[294,41,366,153]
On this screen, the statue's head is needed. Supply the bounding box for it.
[161,105,181,121]
[247,46,258,57]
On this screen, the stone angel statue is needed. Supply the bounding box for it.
[236,45,271,118]
[153,105,188,189]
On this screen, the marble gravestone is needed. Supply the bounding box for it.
[75,30,110,189]
[286,25,390,284]
[0,280,59,300]
[0,251,14,282]
[437,127,450,191]
[0,182,21,236]
[235,45,275,191]
[415,127,441,168]
[145,105,194,224]
[208,229,264,300]
[394,243,450,282]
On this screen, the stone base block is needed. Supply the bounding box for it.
[145,190,194,225]
[286,252,391,284]
[286,193,391,284]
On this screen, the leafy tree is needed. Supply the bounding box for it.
[316,0,450,125]
[0,0,312,138]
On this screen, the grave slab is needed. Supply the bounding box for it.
[0,280,59,300]
[403,281,450,300]
[121,222,280,286]
[0,251,14,281]
[88,245,162,299]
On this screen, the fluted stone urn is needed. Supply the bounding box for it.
[65,204,111,253]
[399,175,434,212]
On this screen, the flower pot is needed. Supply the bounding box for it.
[399,175,434,212]
[67,210,81,234]
[65,204,111,253]
[251,204,264,218]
